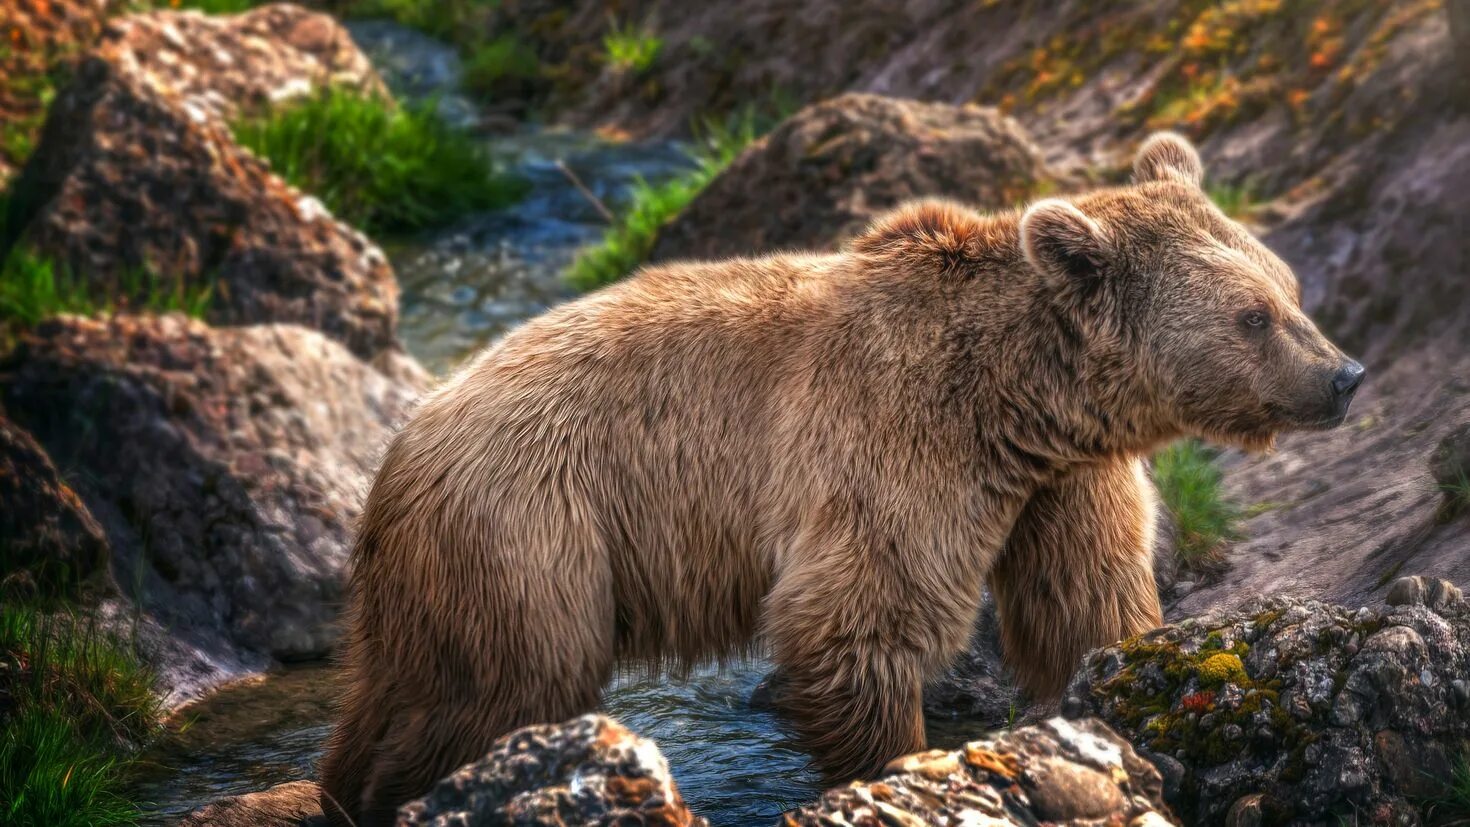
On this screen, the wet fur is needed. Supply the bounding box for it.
[319,135,1348,825]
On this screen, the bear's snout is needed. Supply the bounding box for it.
[1321,359,1366,426]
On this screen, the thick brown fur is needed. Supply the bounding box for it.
[319,134,1357,825]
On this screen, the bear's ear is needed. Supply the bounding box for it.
[1133,131,1204,187]
[1020,199,1112,286]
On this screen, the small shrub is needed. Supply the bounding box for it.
[566,112,759,290]
[231,89,526,235]
[1439,473,1470,520]
[0,606,161,826]
[1153,439,1242,568]
[602,18,663,75]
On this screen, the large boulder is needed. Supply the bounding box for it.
[786,717,1173,825]
[1064,595,1470,825]
[0,412,109,597]
[0,314,424,699]
[398,715,706,826]
[649,93,1053,261]
[1,4,401,360]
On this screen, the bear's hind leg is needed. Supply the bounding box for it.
[990,456,1164,700]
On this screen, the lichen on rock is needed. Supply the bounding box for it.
[1064,594,1470,825]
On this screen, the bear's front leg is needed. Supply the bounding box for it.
[761,547,949,780]
[989,456,1164,699]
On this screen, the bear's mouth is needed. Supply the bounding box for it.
[1301,411,1350,430]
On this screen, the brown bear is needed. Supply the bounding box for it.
[319,133,1364,825]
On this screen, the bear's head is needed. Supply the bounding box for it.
[1019,132,1363,452]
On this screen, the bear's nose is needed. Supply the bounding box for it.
[1331,360,1365,398]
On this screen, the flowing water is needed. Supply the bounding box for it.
[135,660,992,825]
[133,24,997,825]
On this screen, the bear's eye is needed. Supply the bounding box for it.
[1239,309,1270,330]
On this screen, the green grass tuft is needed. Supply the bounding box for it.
[0,606,161,827]
[1152,439,1242,568]
[602,18,663,75]
[231,88,526,235]
[1441,473,1470,505]
[566,112,759,291]
[167,0,260,12]
[1424,752,1470,826]
[0,247,213,332]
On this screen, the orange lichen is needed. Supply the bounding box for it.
[963,746,1021,780]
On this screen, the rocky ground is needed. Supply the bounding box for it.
[0,1,427,704]
[2,0,1468,824]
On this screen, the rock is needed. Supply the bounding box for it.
[649,93,1053,261]
[784,717,1173,825]
[0,413,109,597]
[398,714,706,826]
[1385,575,1465,612]
[1,4,402,360]
[1451,0,1470,83]
[178,780,326,827]
[0,314,424,699]
[1171,8,1470,614]
[1065,596,1470,825]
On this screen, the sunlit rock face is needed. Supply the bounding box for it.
[1065,592,1470,825]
